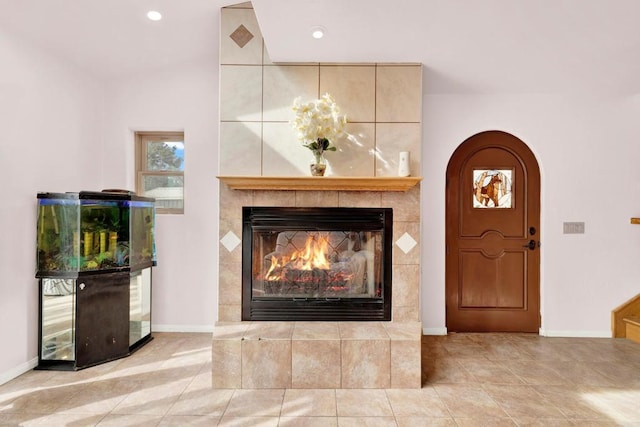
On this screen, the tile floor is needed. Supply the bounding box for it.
[0,332,639,426]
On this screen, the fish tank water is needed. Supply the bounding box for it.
[36,191,156,276]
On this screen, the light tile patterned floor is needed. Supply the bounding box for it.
[1,332,639,426]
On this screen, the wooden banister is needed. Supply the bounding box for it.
[612,293,640,338]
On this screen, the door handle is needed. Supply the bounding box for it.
[523,240,537,250]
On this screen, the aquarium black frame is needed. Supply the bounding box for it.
[242,206,393,321]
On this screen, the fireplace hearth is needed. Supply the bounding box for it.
[242,207,393,321]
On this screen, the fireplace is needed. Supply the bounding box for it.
[242,207,393,321]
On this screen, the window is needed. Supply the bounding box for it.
[135,132,184,214]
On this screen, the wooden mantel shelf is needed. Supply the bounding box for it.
[631,218,640,224]
[217,176,422,192]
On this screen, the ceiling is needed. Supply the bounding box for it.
[2,0,640,93]
[0,0,222,80]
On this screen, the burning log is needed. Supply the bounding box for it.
[263,263,356,296]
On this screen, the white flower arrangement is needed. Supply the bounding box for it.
[291,93,347,161]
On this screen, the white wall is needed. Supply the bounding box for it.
[0,18,220,384]
[420,92,640,336]
[0,29,104,381]
[102,57,219,331]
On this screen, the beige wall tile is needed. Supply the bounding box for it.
[219,211,243,234]
[291,340,341,388]
[218,244,241,266]
[219,211,242,232]
[392,306,420,322]
[391,304,420,322]
[391,340,422,388]
[219,232,242,265]
[376,65,423,123]
[219,263,242,305]
[220,9,423,183]
[381,185,420,222]
[338,191,382,208]
[383,321,423,340]
[263,65,319,122]
[245,322,294,340]
[218,210,243,264]
[320,65,376,123]
[218,304,241,322]
[331,122,375,177]
[295,190,339,207]
[375,123,422,177]
[341,340,391,388]
[293,322,340,340]
[220,65,262,121]
[339,322,388,340]
[220,8,263,65]
[393,264,420,309]
[262,122,310,176]
[242,340,292,388]
[219,185,253,220]
[393,221,421,265]
[212,340,242,388]
[219,122,262,176]
[253,190,296,206]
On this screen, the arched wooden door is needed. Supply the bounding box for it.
[446,130,540,332]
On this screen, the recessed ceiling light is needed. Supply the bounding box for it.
[311,26,326,39]
[147,10,162,21]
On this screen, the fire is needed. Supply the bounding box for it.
[265,234,331,281]
[292,235,331,270]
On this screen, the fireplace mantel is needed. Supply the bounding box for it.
[217,176,422,192]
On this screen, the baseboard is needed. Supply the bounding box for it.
[152,324,214,333]
[0,357,38,387]
[422,327,447,336]
[421,327,612,338]
[151,326,612,338]
[540,329,612,338]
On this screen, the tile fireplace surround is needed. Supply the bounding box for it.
[214,183,422,389]
[214,3,423,389]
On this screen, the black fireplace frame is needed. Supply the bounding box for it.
[242,206,393,321]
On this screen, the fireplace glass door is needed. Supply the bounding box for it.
[242,207,392,321]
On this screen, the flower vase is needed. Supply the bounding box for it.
[310,151,326,176]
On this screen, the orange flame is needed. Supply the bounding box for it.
[265,234,331,280]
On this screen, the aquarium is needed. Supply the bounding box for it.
[130,200,156,269]
[36,190,156,370]
[36,191,156,276]
[36,193,81,274]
